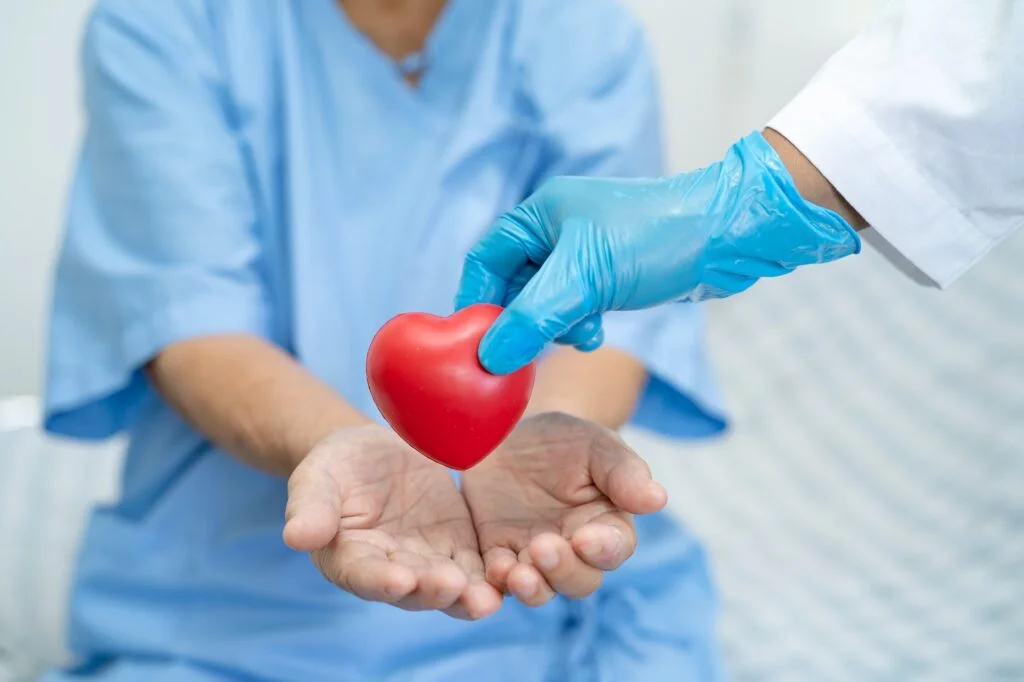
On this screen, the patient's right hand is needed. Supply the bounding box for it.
[283,424,502,620]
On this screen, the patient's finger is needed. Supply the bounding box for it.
[284,463,343,551]
[528,532,603,599]
[589,436,668,516]
[314,538,416,603]
[448,547,504,620]
[388,555,467,611]
[571,512,637,572]
[482,546,520,593]
[507,556,555,607]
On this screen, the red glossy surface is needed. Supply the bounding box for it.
[366,304,536,470]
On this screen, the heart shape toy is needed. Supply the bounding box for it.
[366,304,536,470]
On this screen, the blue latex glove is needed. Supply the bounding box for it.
[455,131,862,375]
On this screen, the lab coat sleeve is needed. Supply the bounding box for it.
[44,4,268,439]
[770,0,1024,288]
[518,0,727,438]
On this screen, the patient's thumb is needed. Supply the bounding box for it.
[283,469,342,552]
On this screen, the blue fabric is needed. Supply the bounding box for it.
[44,1,725,679]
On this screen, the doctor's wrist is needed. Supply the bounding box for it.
[763,127,867,230]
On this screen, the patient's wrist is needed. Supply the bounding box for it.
[280,408,376,474]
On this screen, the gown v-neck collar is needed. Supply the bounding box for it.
[307,0,475,117]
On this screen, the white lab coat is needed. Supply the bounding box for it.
[769,0,1024,288]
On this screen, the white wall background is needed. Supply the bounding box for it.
[0,0,94,396]
[0,0,885,398]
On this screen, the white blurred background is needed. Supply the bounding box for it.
[2,1,1022,681]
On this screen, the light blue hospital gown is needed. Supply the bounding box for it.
[44,1,728,680]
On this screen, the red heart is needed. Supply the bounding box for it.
[366,304,536,470]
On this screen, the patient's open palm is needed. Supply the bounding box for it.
[284,424,501,620]
[462,413,667,606]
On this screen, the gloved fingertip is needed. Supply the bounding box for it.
[478,337,533,376]
[477,313,548,376]
[573,325,604,353]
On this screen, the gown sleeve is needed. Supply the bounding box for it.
[517,0,727,438]
[45,3,269,439]
[770,0,1024,288]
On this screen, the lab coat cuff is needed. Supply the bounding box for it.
[769,80,992,288]
[601,307,727,440]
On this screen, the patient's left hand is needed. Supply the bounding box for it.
[461,413,667,606]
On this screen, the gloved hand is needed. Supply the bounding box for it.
[455,131,861,375]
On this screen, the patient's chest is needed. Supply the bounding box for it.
[211,0,546,394]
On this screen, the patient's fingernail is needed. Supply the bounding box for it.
[578,535,600,558]
[518,576,538,599]
[535,546,559,570]
[603,529,623,560]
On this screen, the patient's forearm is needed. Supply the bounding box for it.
[147,334,371,477]
[764,127,868,230]
[525,346,647,430]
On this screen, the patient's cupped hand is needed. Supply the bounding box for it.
[283,424,501,620]
[461,413,668,607]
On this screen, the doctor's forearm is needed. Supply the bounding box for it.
[147,335,372,477]
[763,127,868,231]
[525,346,647,430]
